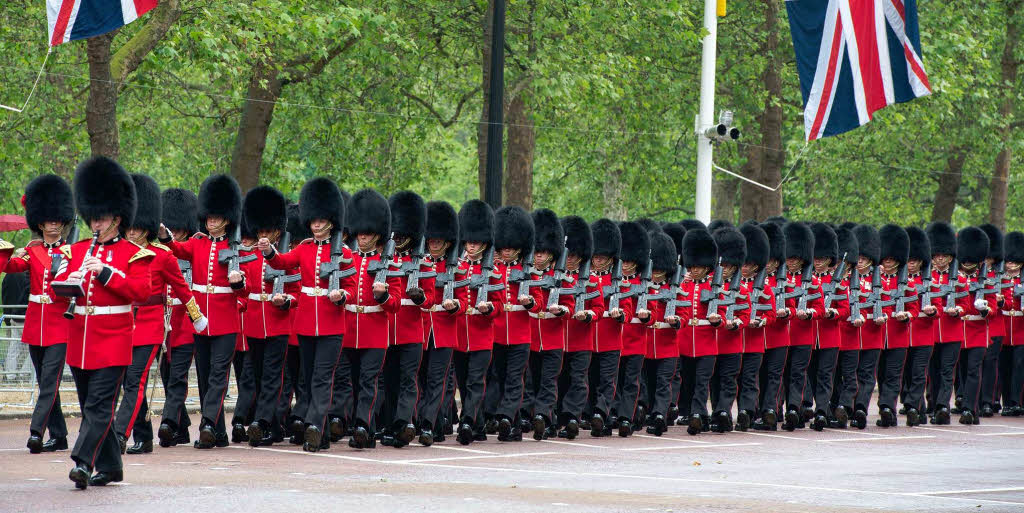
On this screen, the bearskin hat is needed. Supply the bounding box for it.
[764,216,787,226]
[679,219,707,232]
[73,156,136,234]
[926,222,956,258]
[836,227,859,265]
[619,221,651,264]
[531,209,563,256]
[1004,231,1024,264]
[650,231,678,272]
[161,188,199,235]
[683,228,717,269]
[241,186,287,238]
[591,219,621,259]
[23,174,74,237]
[906,227,931,267]
[636,217,661,234]
[853,225,881,265]
[783,222,813,263]
[714,227,747,267]
[879,224,910,265]
[282,203,307,243]
[761,222,785,264]
[425,201,458,243]
[348,189,390,238]
[493,206,534,255]
[129,174,161,241]
[197,173,241,231]
[811,223,838,264]
[388,191,426,242]
[979,224,1004,262]
[458,200,494,245]
[838,221,858,232]
[708,219,733,233]
[740,222,769,268]
[298,177,344,234]
[562,216,593,261]
[957,226,989,265]
[662,223,685,258]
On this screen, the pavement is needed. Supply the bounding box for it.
[1,411,1023,513]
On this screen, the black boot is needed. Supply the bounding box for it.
[590,413,605,437]
[932,406,951,425]
[247,422,264,447]
[231,422,248,443]
[158,422,177,448]
[877,407,895,427]
[89,469,123,486]
[69,463,91,490]
[126,440,153,455]
[27,433,44,454]
[42,437,68,452]
[811,414,827,432]
[196,423,216,449]
[852,409,868,429]
[833,406,849,429]
[618,419,632,437]
[686,415,702,436]
[782,409,799,431]
[329,417,345,442]
[418,428,434,447]
[303,425,323,453]
[497,417,513,441]
[456,423,474,446]
[564,419,580,440]
[959,409,976,425]
[735,410,751,432]
[906,408,920,427]
[532,415,547,441]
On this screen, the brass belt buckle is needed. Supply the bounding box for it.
[356,305,365,313]
[166,297,173,306]
[689,319,698,326]
[505,303,514,310]
[206,284,214,293]
[314,286,322,295]
[86,306,96,315]
[260,293,269,302]
[40,296,51,304]
[538,312,548,320]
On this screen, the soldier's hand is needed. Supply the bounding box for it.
[776,308,790,318]
[476,301,492,314]
[852,318,865,328]
[328,289,344,303]
[873,315,886,325]
[896,311,910,321]
[548,304,567,316]
[728,319,742,330]
[159,223,170,239]
[13,248,26,259]
[683,271,693,283]
[665,315,681,325]
[826,308,838,319]
[228,271,243,284]
[272,294,287,306]
[373,282,388,295]
[636,309,651,321]
[67,271,84,283]
[407,287,426,305]
[257,237,272,254]
[923,305,937,316]
[83,256,104,273]
[708,312,722,324]
[442,298,457,311]
[944,307,959,316]
[518,295,533,306]
[609,307,623,319]
[795,308,809,320]
[573,310,588,321]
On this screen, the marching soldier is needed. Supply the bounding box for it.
[828,226,860,429]
[955,227,997,425]
[709,227,749,433]
[1001,232,1024,416]
[158,174,248,449]
[850,224,882,429]
[7,174,74,453]
[280,203,311,443]
[587,219,629,436]
[156,188,201,447]
[805,223,845,431]
[416,201,464,445]
[901,226,936,426]
[875,225,914,427]
[57,157,155,488]
[754,221,788,431]
[678,228,721,436]
[925,222,963,425]
[614,222,651,437]
[641,231,681,435]
[661,222,687,424]
[736,223,773,431]
[114,174,206,455]
[781,222,823,431]
[978,224,1005,417]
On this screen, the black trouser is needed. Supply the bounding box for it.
[643,357,678,418]
[959,346,985,413]
[70,366,125,472]
[808,347,838,415]
[297,335,343,433]
[671,358,683,408]
[528,349,563,424]
[854,348,881,411]
[714,353,742,414]
[832,350,859,412]
[114,345,160,442]
[737,352,763,414]
[558,351,591,424]
[927,341,961,410]
[231,349,256,426]
[416,342,453,430]
[245,336,288,428]
[689,355,716,417]
[378,343,423,431]
[980,337,1003,408]
[443,355,458,426]
[615,354,644,421]
[998,343,1013,406]
[453,349,491,427]
[1009,345,1024,408]
[28,344,68,439]
[341,346,387,432]
[877,347,907,410]
[194,334,236,433]
[280,344,305,427]
[786,345,812,412]
[494,343,531,422]
[758,347,787,415]
[903,346,932,411]
[590,351,620,419]
[160,343,194,431]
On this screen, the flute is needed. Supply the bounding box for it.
[61,231,101,320]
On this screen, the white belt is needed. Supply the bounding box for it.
[503,304,527,312]
[427,305,449,313]
[963,315,985,321]
[28,294,52,305]
[1001,310,1023,317]
[652,322,675,329]
[401,298,419,306]
[688,319,712,327]
[248,293,276,302]
[917,312,931,318]
[74,305,132,316]
[345,304,383,314]
[529,312,559,320]
[192,284,234,294]
[466,308,485,316]
[300,286,328,297]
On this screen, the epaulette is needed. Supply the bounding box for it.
[0,239,12,250]
[60,245,73,259]
[129,247,156,263]
[151,242,170,252]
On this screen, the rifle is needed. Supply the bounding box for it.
[264,232,301,304]
[943,259,968,310]
[989,261,1014,294]
[545,238,573,309]
[847,269,870,323]
[663,257,692,319]
[795,261,821,312]
[894,263,918,314]
[633,253,658,313]
[400,236,438,292]
[317,232,357,294]
[601,259,639,313]
[434,241,471,302]
[773,267,806,312]
[870,265,897,320]
[217,224,257,275]
[366,232,399,285]
[699,257,725,305]
[509,247,544,297]
[822,253,848,311]
[710,266,748,321]
[557,257,601,314]
[747,266,773,326]
[970,261,996,307]
[918,267,942,312]
[469,244,505,307]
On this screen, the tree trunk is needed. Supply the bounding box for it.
[110,0,183,91]
[86,32,120,159]
[477,0,495,201]
[230,63,284,193]
[602,167,628,221]
[738,145,763,221]
[503,93,534,209]
[988,2,1020,230]
[931,149,967,223]
[712,174,738,223]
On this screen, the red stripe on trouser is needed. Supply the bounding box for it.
[90,369,126,469]
[366,350,388,426]
[215,347,237,423]
[41,347,67,436]
[124,346,160,438]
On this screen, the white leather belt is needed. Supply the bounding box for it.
[688,319,712,327]
[1001,310,1023,317]
[427,305,449,312]
[963,315,985,321]
[400,298,419,306]
[301,286,328,297]
[74,305,131,316]
[917,312,931,318]
[28,294,52,305]
[248,293,275,302]
[466,308,484,316]
[167,298,182,306]
[652,322,675,329]
[192,284,234,294]
[503,304,527,312]
[345,304,382,314]
[529,312,559,320]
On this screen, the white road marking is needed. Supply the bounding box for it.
[913,426,970,434]
[974,424,1024,429]
[976,431,1024,436]
[621,442,762,452]
[732,431,806,440]
[540,439,607,449]
[0,448,24,451]
[391,451,559,464]
[227,445,381,462]
[128,463,146,466]
[915,486,1024,495]
[26,478,44,481]
[826,429,890,437]
[428,444,496,454]
[633,434,711,443]
[817,435,935,442]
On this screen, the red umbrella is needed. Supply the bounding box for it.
[0,214,28,232]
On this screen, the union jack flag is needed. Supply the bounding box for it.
[787,0,931,141]
[47,0,159,47]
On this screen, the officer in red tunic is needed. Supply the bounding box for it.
[56,157,154,489]
[830,225,861,429]
[558,216,605,438]
[155,188,201,447]
[900,226,937,426]
[113,174,206,455]
[378,191,434,448]
[925,222,963,425]
[678,228,722,436]
[660,222,687,425]
[1000,232,1024,416]
[6,174,74,453]
[642,231,682,436]
[780,222,825,431]
[851,225,882,429]
[586,219,630,437]
[708,227,749,433]
[736,223,774,431]
[415,201,465,445]
[803,224,843,431]
[955,227,998,425]
[875,225,917,427]
[977,224,1005,417]
[612,222,650,437]
[754,221,788,431]
[278,203,311,443]
[453,200,504,445]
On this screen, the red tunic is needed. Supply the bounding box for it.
[265,238,356,337]
[4,242,71,346]
[932,269,966,343]
[909,274,938,347]
[785,272,825,347]
[838,275,862,351]
[644,281,676,359]
[986,268,1006,339]
[959,272,998,349]
[422,259,468,349]
[493,259,544,346]
[55,238,154,369]
[763,273,790,350]
[714,276,751,355]
[812,273,848,350]
[133,243,198,346]
[241,251,300,339]
[343,251,402,349]
[529,268,576,352]
[388,254,436,345]
[165,234,248,336]
[565,270,606,353]
[881,272,920,350]
[1002,275,1024,346]
[456,259,504,352]
[593,271,633,353]
[677,278,718,358]
[620,274,650,356]
[741,275,777,353]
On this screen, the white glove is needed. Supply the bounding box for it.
[974,299,988,311]
[193,315,210,333]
